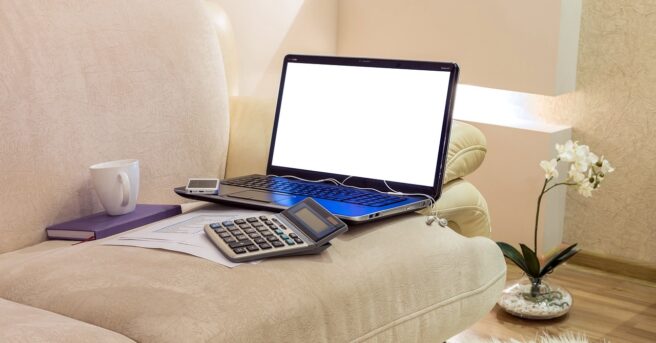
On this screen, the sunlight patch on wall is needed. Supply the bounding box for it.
[453,84,544,129]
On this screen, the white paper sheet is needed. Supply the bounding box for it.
[101,208,273,268]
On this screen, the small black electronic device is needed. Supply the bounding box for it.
[204,198,347,262]
[185,178,220,194]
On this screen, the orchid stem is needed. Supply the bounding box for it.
[544,182,577,194]
[534,180,577,253]
[534,178,549,253]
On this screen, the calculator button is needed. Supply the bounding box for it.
[235,234,248,240]
[262,231,274,237]
[228,241,247,248]
[230,230,241,236]
[252,222,264,228]
[275,229,283,235]
[266,236,279,242]
[259,243,272,249]
[244,228,256,234]
[246,245,259,252]
[233,247,246,254]
[234,219,246,225]
[222,221,235,227]
[223,237,236,243]
[209,223,221,229]
[285,239,295,245]
[215,228,227,234]
[239,224,250,230]
[259,216,268,221]
[256,227,269,232]
[264,220,273,226]
[279,225,287,230]
[272,241,284,248]
[248,233,260,239]
[268,225,278,230]
[271,218,279,223]
[246,217,258,223]
[280,234,289,240]
[254,237,266,244]
[289,233,298,238]
[218,232,231,238]
[293,238,303,244]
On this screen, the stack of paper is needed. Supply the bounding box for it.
[102,208,272,268]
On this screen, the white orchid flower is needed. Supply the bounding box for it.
[539,159,559,179]
[601,159,615,174]
[556,140,576,162]
[577,181,594,197]
[568,164,586,183]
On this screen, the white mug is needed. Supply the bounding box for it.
[89,159,140,216]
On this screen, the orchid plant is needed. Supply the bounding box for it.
[497,140,615,297]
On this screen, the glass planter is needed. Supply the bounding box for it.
[498,275,572,319]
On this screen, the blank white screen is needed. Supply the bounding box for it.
[271,62,451,187]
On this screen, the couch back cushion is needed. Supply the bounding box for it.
[0,0,229,253]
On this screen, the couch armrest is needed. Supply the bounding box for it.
[420,178,491,238]
[444,121,487,184]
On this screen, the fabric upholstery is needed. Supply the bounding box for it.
[0,297,134,343]
[0,0,230,253]
[443,121,487,184]
[225,96,277,178]
[422,178,492,238]
[0,211,505,343]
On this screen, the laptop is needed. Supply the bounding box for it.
[175,54,459,223]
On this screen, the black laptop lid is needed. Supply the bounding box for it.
[266,54,458,200]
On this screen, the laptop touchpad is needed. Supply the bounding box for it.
[226,190,291,203]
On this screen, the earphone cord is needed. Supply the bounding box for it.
[268,174,448,227]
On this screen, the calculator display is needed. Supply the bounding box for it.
[284,199,344,242]
[294,208,329,233]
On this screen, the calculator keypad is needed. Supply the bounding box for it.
[206,215,306,257]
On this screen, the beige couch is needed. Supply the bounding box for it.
[0,1,505,342]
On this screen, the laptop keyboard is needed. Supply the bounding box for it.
[221,175,406,207]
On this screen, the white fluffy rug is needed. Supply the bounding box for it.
[470,332,596,343]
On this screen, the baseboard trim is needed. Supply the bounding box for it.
[569,250,656,283]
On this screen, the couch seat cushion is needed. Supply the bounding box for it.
[0,297,133,343]
[0,213,505,342]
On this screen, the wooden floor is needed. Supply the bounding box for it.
[449,263,656,343]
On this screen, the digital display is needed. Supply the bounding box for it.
[294,207,329,233]
[188,180,218,188]
[284,199,345,242]
[271,62,451,187]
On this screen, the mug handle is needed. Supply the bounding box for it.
[118,172,131,207]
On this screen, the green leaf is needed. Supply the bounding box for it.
[540,243,580,277]
[520,244,541,277]
[496,242,529,274]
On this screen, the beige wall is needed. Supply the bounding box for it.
[531,0,656,264]
[214,0,337,98]
[337,0,581,95]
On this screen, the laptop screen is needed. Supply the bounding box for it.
[268,55,458,197]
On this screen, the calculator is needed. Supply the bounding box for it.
[204,198,348,262]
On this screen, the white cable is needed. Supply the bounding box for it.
[267,174,447,227]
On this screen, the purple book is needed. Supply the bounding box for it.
[46,204,182,240]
